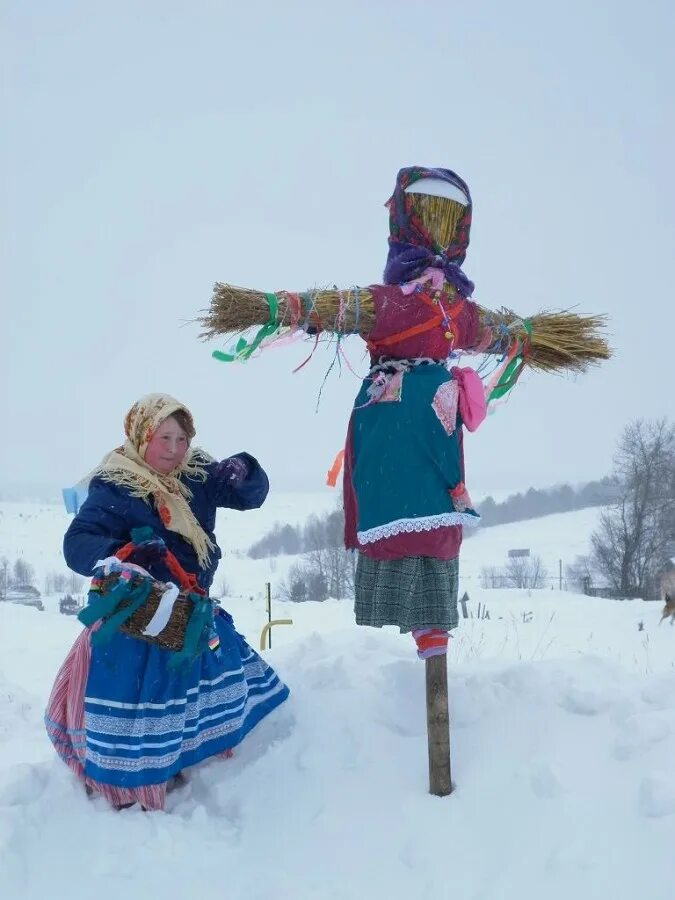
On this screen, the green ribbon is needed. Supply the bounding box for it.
[488,320,532,402]
[79,577,153,646]
[167,594,215,670]
[213,293,279,363]
[489,356,523,401]
[78,580,129,627]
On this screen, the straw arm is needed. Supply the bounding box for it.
[198,283,376,339]
[199,283,611,374]
[475,306,612,373]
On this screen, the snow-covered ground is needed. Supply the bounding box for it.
[1,501,675,899]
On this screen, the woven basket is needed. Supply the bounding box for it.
[98,571,196,652]
[91,538,210,652]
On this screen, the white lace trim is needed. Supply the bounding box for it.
[357,511,479,544]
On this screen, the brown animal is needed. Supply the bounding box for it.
[659,568,675,624]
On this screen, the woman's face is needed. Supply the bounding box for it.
[144,415,189,474]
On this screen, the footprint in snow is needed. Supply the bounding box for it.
[529,761,565,798]
[613,711,672,760]
[559,687,612,716]
[374,660,425,738]
[639,772,675,818]
[0,761,51,807]
[304,655,353,691]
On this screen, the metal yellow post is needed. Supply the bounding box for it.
[259,619,293,651]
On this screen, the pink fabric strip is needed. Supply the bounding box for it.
[45,626,167,810]
[451,365,487,431]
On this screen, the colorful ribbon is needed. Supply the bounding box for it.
[213,293,280,363]
[167,593,215,669]
[326,449,345,487]
[487,320,531,402]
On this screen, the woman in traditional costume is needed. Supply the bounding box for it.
[45,393,289,810]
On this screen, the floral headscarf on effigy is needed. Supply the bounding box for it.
[92,393,216,568]
[383,166,475,297]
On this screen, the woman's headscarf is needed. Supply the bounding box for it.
[92,393,215,568]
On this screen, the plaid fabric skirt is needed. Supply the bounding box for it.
[354,553,459,633]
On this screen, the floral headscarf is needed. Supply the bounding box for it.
[92,393,215,568]
[383,166,475,297]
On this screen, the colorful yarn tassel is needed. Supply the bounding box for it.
[412,628,450,660]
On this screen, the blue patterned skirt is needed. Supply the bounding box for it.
[46,608,289,789]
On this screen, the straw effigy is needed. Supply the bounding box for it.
[198,191,611,375]
[199,283,609,375]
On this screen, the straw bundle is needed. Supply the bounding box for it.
[199,283,610,375]
[482,308,610,374]
[199,283,375,337]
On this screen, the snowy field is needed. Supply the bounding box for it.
[0,495,604,602]
[1,500,675,900]
[0,491,338,599]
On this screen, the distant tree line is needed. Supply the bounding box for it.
[589,419,675,601]
[249,478,621,562]
[477,478,620,528]
[544,420,674,602]
[248,510,345,559]
[0,555,84,599]
[279,511,356,602]
[481,555,549,590]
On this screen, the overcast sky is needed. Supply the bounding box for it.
[2,0,674,500]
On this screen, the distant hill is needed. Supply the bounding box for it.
[248,478,618,558]
[476,478,619,528]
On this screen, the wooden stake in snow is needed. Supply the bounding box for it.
[425,654,453,796]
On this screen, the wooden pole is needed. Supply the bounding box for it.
[425,654,453,796]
